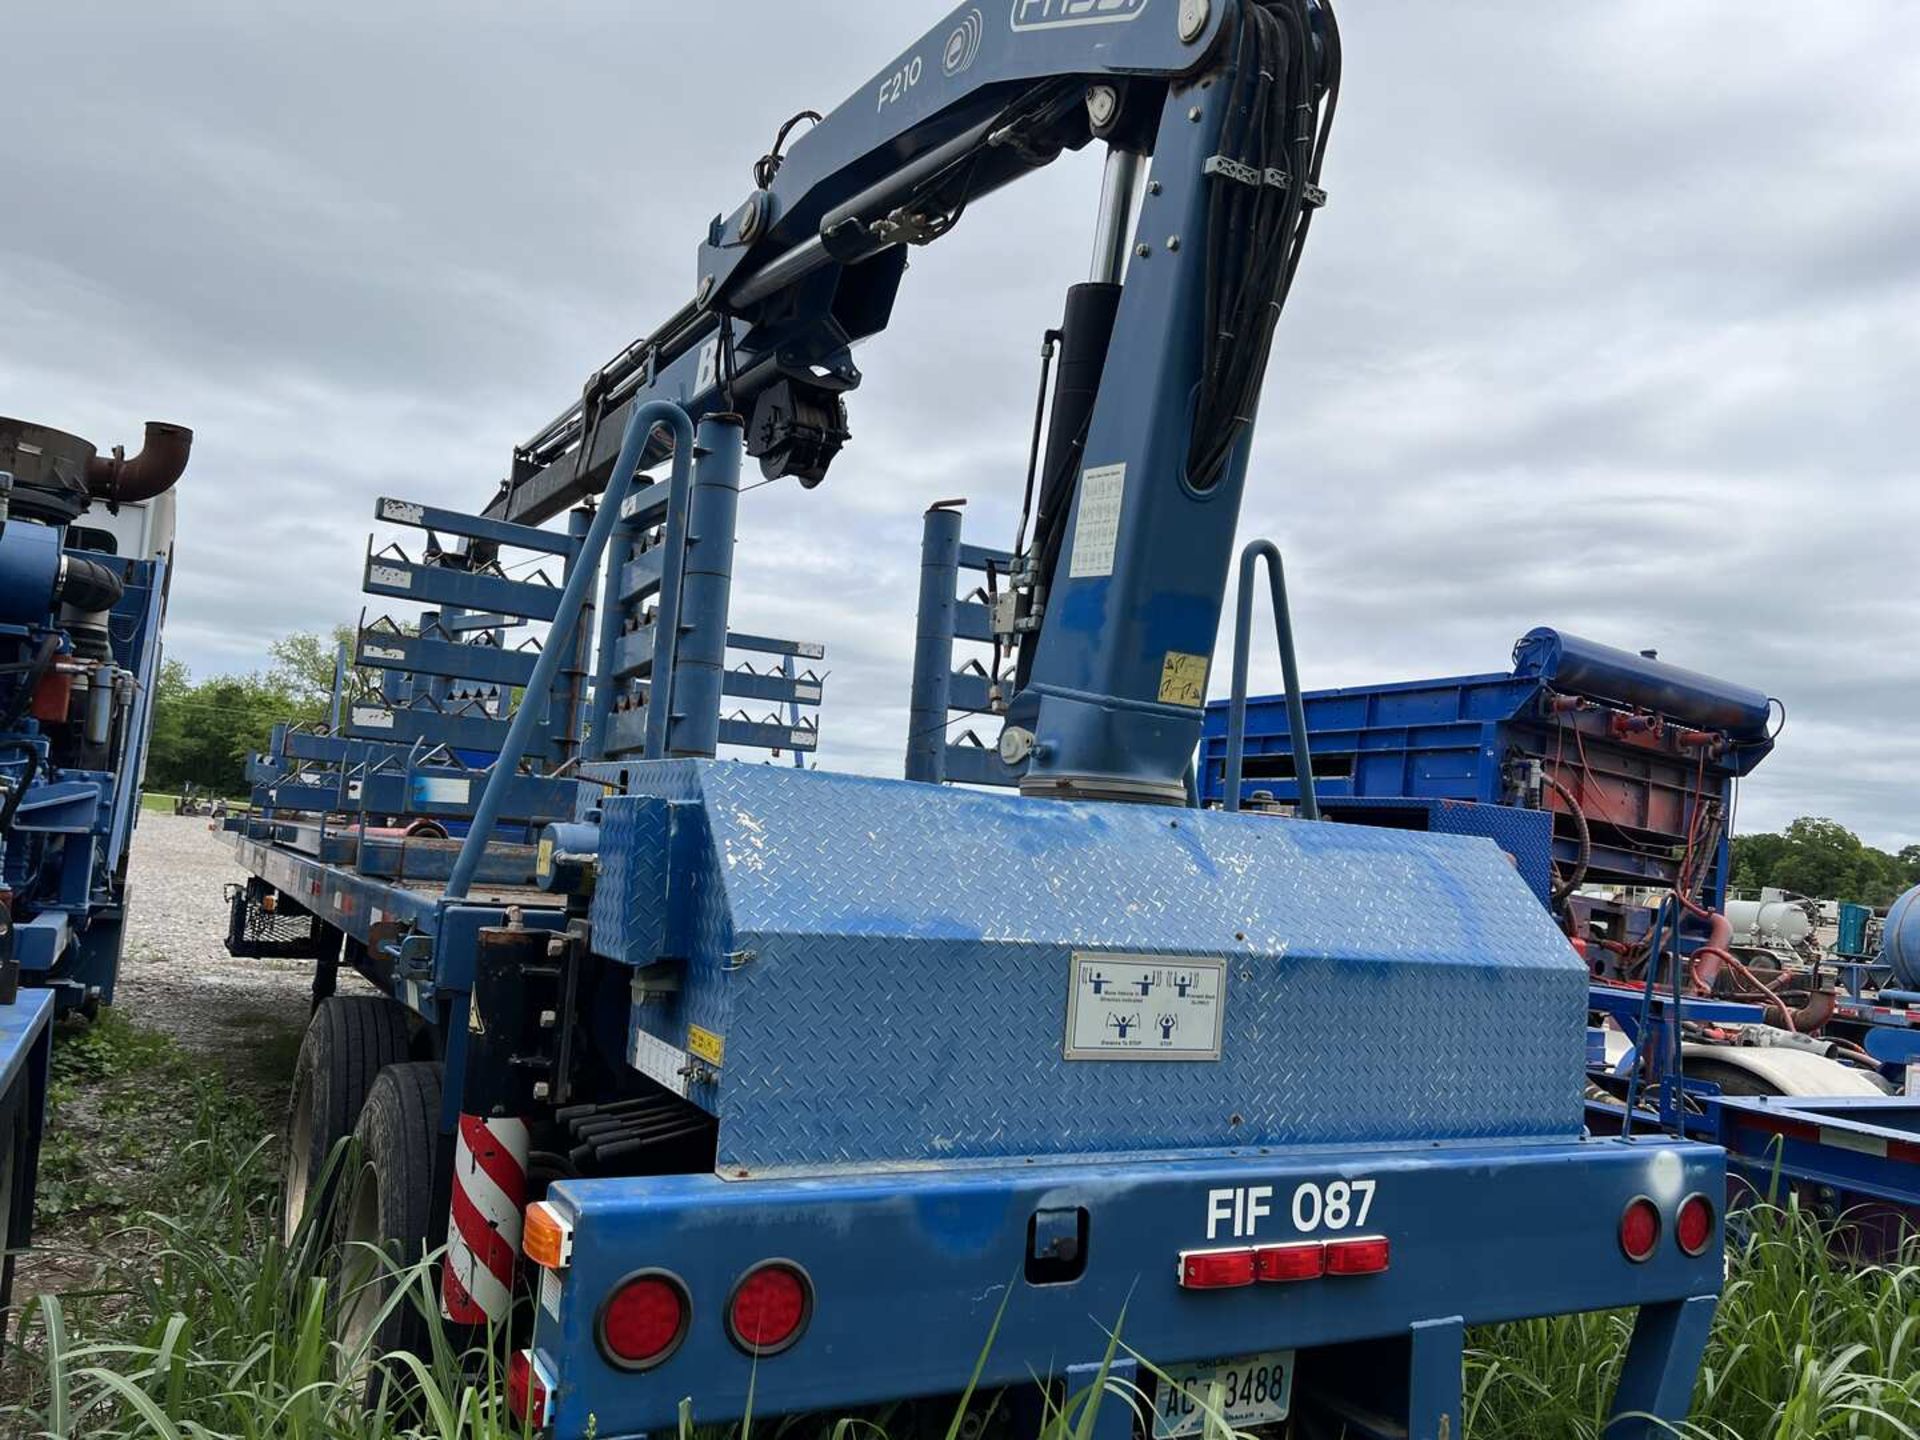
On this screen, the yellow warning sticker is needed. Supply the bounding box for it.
[536,837,554,878]
[688,1025,726,1067]
[1159,652,1210,708]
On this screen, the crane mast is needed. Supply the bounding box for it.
[489,0,1339,801]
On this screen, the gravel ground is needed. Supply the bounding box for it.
[117,811,315,1075]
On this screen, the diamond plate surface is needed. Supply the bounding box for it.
[598,762,1588,1170]
[1313,797,1555,909]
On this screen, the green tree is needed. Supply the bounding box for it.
[1731,818,1916,908]
[268,623,379,716]
[146,628,363,797]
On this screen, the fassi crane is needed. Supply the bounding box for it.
[490,0,1336,805]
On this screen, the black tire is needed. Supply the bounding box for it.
[334,1060,443,1408]
[1684,1058,1786,1098]
[282,995,413,1245]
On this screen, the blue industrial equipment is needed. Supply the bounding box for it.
[1208,634,1920,1236]
[905,504,1022,788]
[1882,886,1920,990]
[0,413,189,1327]
[1837,901,1875,961]
[221,6,1732,1436]
[1203,626,1775,942]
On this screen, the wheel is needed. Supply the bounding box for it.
[1683,1058,1786,1097]
[282,996,413,1245]
[334,1061,443,1406]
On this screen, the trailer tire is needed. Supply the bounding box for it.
[334,1060,442,1409]
[282,995,413,1246]
[1684,1058,1786,1097]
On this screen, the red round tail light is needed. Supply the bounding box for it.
[1676,1193,1716,1257]
[728,1261,812,1355]
[1619,1197,1661,1263]
[598,1271,690,1370]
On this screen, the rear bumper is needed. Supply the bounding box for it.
[532,1135,1724,1438]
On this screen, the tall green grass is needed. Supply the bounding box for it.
[11,1087,1920,1439]
[1467,1199,1920,1439]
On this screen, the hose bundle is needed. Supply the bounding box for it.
[1187,0,1342,491]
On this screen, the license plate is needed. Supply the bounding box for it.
[1152,1350,1295,1438]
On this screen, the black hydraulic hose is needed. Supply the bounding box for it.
[1543,770,1592,906]
[57,555,124,613]
[0,747,40,835]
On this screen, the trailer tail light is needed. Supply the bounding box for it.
[1620,1197,1661,1263]
[523,1200,573,1271]
[1254,1242,1327,1283]
[1676,1194,1716,1257]
[1325,1236,1391,1276]
[507,1349,554,1427]
[597,1271,690,1371]
[727,1261,813,1355]
[1178,1248,1258,1289]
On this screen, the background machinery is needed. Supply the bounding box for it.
[225,4,1728,1436]
[0,412,189,1326]
[1205,627,1920,1241]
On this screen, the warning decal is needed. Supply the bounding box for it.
[1068,463,1127,578]
[1158,652,1210,708]
[1065,953,1227,1062]
[688,1024,726,1067]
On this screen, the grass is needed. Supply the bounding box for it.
[33,1011,266,1238]
[137,795,177,814]
[13,1014,1920,1438]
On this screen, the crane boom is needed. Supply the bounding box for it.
[491,0,1340,802]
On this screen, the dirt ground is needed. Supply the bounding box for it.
[115,811,315,1082]
[4,814,316,1333]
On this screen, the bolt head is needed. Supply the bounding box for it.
[1086,85,1119,129]
[1135,242,1152,258]
[1166,236,1182,252]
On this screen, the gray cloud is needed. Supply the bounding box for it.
[3,1,1914,846]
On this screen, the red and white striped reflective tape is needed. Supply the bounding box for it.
[441,1113,530,1324]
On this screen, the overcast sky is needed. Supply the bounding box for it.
[3,2,1916,845]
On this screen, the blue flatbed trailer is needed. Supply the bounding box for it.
[214,2,1748,1431]
[228,758,1729,1440]
[0,989,55,1334]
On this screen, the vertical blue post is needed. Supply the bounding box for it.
[448,400,693,903]
[1225,541,1319,820]
[1407,1317,1464,1440]
[328,641,348,733]
[1607,1295,1717,1438]
[663,415,743,759]
[783,654,804,769]
[589,521,638,761]
[547,506,594,762]
[906,505,963,783]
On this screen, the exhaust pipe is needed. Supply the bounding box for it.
[87,421,193,505]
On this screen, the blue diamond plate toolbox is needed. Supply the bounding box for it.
[589,761,1587,1173]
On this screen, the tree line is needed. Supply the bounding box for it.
[146,628,370,797]
[1730,818,1920,909]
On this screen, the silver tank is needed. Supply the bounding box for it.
[1726,897,1813,949]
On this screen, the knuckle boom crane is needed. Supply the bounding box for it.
[219,3,1728,1436]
